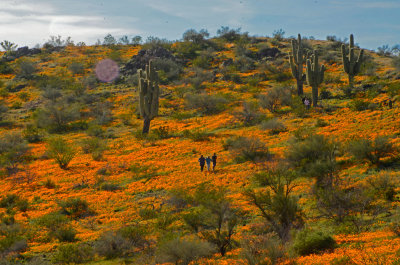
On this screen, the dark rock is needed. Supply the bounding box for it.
[120,47,178,77]
[2,46,41,61]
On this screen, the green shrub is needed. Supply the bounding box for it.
[58,197,92,219]
[366,173,396,201]
[260,118,287,134]
[291,229,337,256]
[99,182,121,191]
[348,136,395,167]
[35,101,80,133]
[94,225,148,259]
[153,126,174,139]
[47,137,76,169]
[240,234,284,265]
[286,133,339,187]
[182,129,214,141]
[52,243,94,264]
[16,58,37,79]
[53,226,77,242]
[22,124,44,143]
[0,223,27,259]
[80,137,107,161]
[156,237,214,265]
[0,194,20,209]
[185,93,227,115]
[234,101,265,126]
[0,132,30,173]
[259,86,292,113]
[68,62,85,75]
[245,168,303,242]
[349,99,377,111]
[223,136,271,163]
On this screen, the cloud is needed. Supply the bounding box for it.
[0,0,141,47]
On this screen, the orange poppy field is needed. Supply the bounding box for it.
[0,33,400,264]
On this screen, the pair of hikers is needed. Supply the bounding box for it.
[198,153,217,172]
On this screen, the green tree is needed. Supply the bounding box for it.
[0,132,30,174]
[47,137,76,169]
[245,167,303,242]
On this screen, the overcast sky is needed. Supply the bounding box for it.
[0,0,399,51]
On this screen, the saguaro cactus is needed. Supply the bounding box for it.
[138,60,159,134]
[341,34,364,87]
[306,50,325,107]
[289,34,307,95]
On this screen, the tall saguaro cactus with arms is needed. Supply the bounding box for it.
[341,34,364,88]
[289,34,307,95]
[138,60,159,134]
[306,50,325,107]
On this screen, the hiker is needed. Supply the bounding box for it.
[304,98,310,110]
[212,153,217,171]
[205,156,212,171]
[198,155,205,172]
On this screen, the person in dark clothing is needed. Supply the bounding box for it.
[212,153,217,171]
[198,155,205,172]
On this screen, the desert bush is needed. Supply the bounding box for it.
[240,234,284,265]
[153,126,174,139]
[95,225,148,259]
[260,118,287,134]
[315,184,374,226]
[153,58,182,84]
[291,228,336,256]
[348,136,396,167]
[58,197,91,219]
[234,101,265,126]
[183,67,214,90]
[182,129,215,141]
[259,86,292,113]
[156,237,214,265]
[224,136,271,163]
[349,99,377,111]
[245,167,303,241]
[0,223,27,259]
[47,137,76,169]
[179,183,240,257]
[216,26,242,42]
[0,194,21,209]
[98,182,121,191]
[185,93,227,115]
[35,101,81,133]
[286,133,339,187]
[23,124,44,143]
[0,60,12,74]
[390,207,400,237]
[393,56,400,71]
[34,212,69,240]
[80,137,107,161]
[0,103,7,122]
[68,62,85,75]
[52,226,77,242]
[366,173,396,201]
[52,243,94,264]
[192,51,213,69]
[90,101,113,125]
[15,58,37,79]
[0,132,30,173]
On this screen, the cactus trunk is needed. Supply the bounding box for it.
[138,60,159,134]
[341,34,363,88]
[289,34,306,96]
[305,50,325,107]
[142,118,151,134]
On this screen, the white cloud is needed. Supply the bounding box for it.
[0,0,141,47]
